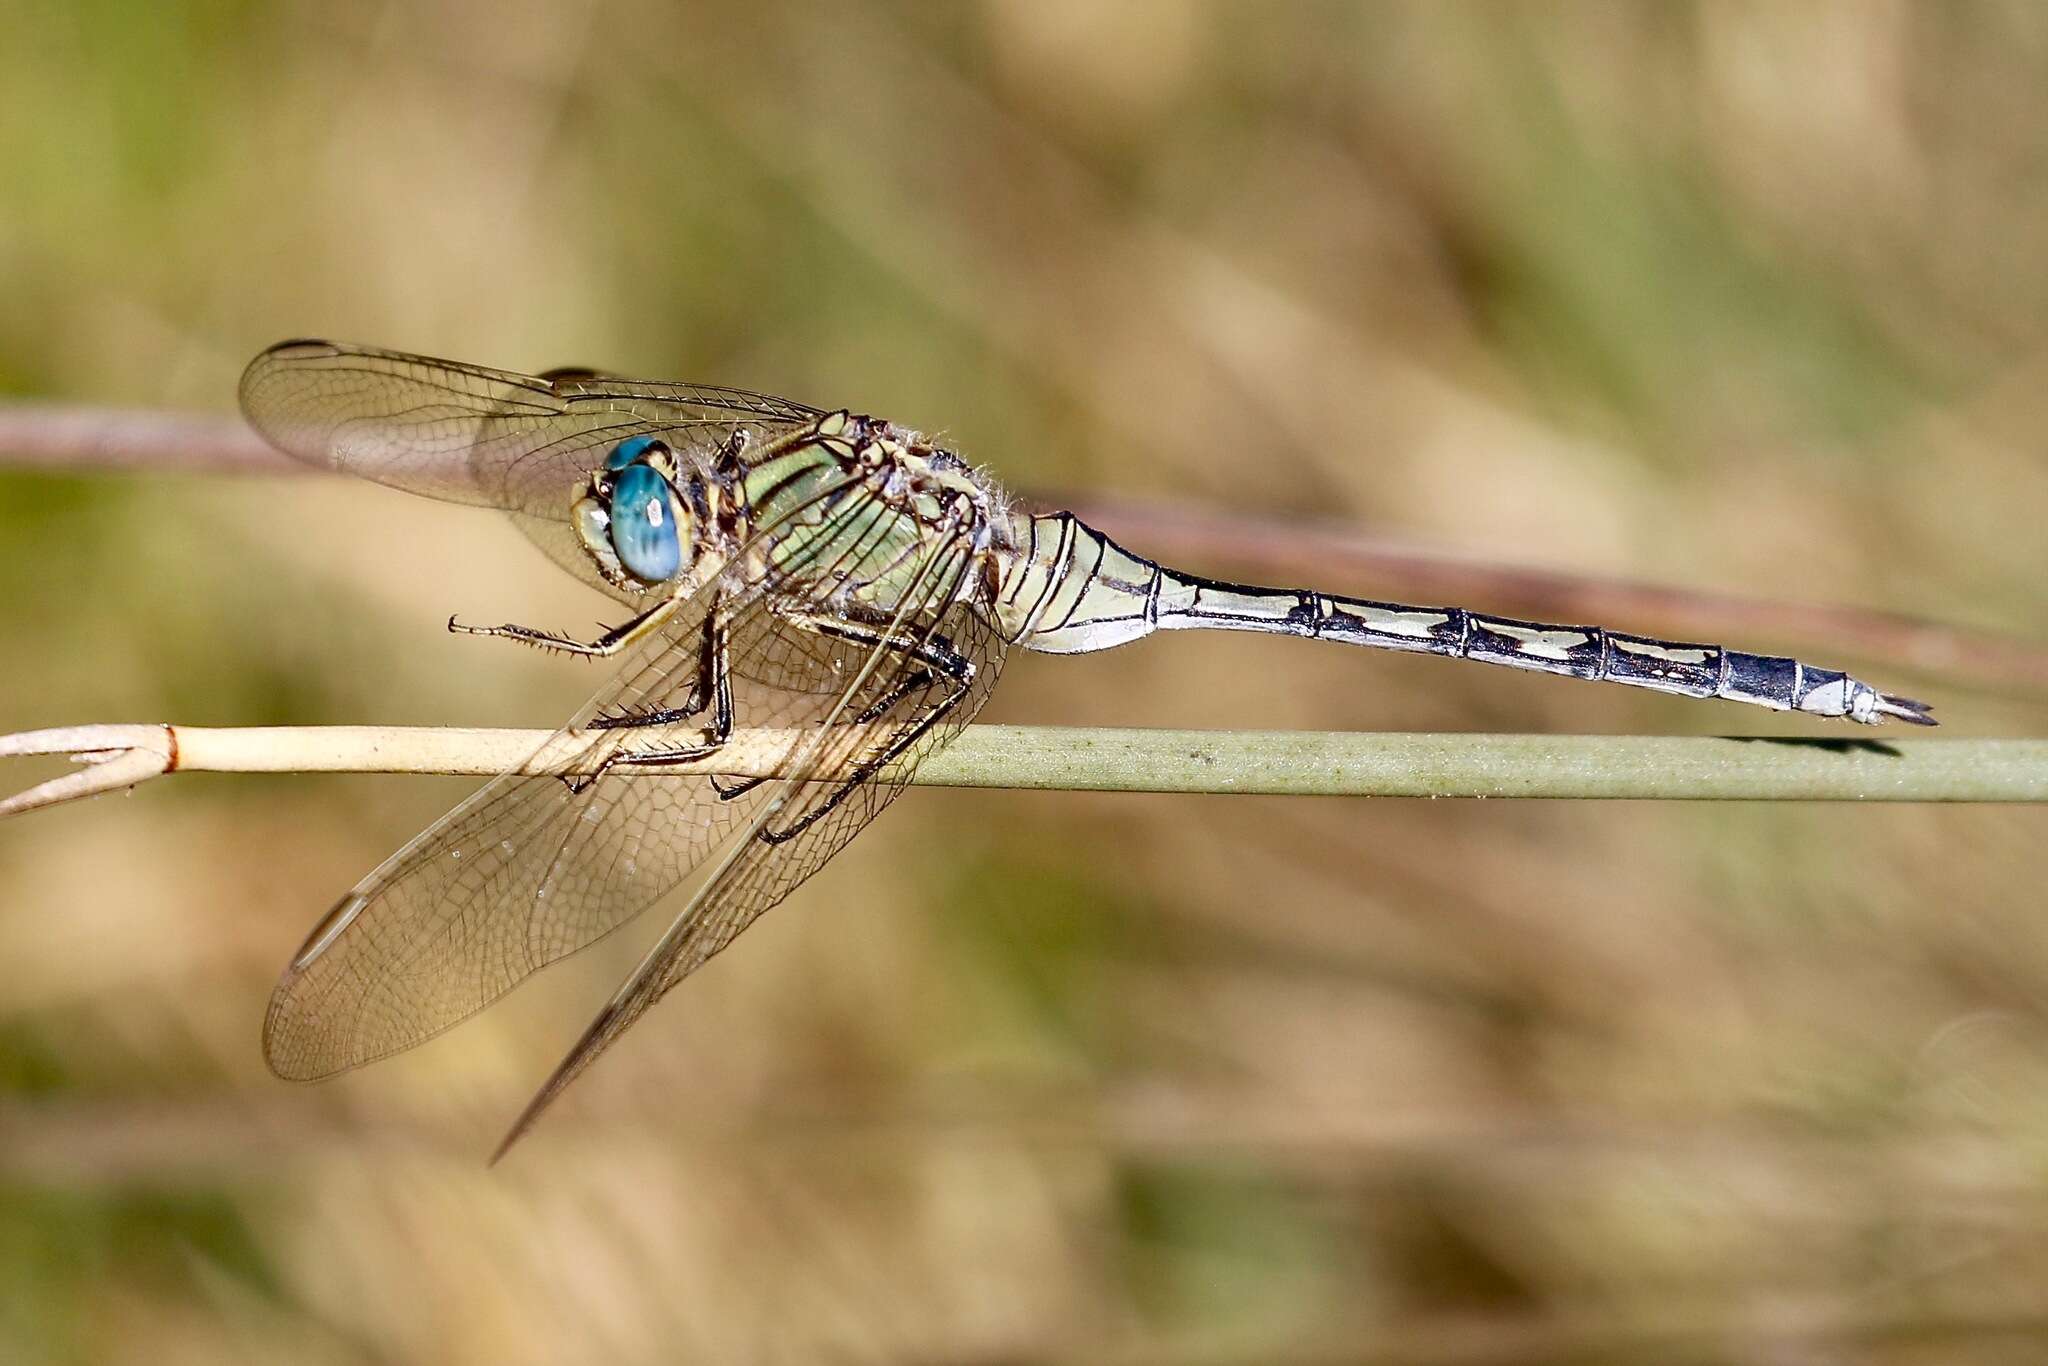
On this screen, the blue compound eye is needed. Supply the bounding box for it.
[607,464,684,582]
[605,434,665,472]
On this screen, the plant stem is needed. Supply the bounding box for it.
[4,723,2044,813]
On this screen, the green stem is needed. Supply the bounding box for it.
[904,727,2048,801]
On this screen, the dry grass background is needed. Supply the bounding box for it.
[3,3,2048,1362]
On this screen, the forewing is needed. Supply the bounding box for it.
[239,340,824,598]
[492,541,1006,1156]
[265,589,746,1078]
[264,464,895,1080]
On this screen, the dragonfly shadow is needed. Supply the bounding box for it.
[1720,735,1905,758]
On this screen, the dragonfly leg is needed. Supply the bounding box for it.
[776,609,970,680]
[568,609,734,794]
[584,605,731,733]
[706,609,971,806]
[754,670,971,846]
[449,596,678,659]
[742,612,976,845]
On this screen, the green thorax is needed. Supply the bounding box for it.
[735,414,1005,615]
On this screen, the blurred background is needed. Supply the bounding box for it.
[4,2,2048,1362]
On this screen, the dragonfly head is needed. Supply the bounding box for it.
[573,435,698,590]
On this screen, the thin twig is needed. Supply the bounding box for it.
[0,403,284,474]
[3,723,2044,815]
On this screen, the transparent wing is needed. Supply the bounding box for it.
[491,532,1004,1156]
[265,585,738,1079]
[239,339,825,598]
[734,611,887,694]
[263,473,1003,1086]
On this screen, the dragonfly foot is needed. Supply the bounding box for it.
[712,774,769,802]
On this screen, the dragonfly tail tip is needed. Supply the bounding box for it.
[1877,693,1938,727]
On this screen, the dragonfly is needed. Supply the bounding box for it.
[239,340,1936,1157]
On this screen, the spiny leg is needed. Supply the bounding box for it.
[568,607,735,793]
[754,670,970,846]
[449,595,679,659]
[747,613,977,846]
[779,607,969,685]
[709,608,971,805]
[585,605,733,735]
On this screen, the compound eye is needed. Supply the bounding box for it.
[605,434,667,472]
[607,464,684,583]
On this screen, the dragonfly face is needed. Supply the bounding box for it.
[572,435,701,590]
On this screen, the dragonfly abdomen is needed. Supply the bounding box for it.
[1000,512,1932,726]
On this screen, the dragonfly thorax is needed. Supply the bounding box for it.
[725,410,1016,607]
